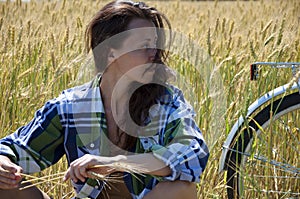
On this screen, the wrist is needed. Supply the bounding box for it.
[114,155,127,162]
[110,155,127,172]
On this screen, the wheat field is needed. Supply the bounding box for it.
[0,0,299,198]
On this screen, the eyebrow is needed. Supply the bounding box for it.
[142,37,158,42]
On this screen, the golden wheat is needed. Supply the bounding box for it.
[0,0,299,198]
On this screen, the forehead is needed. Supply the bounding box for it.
[127,18,155,29]
[126,18,157,41]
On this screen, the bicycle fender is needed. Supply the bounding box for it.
[219,82,298,173]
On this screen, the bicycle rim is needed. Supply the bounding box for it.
[226,92,300,198]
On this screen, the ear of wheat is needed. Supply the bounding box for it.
[19,162,148,191]
[88,162,148,184]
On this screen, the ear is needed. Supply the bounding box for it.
[107,48,116,65]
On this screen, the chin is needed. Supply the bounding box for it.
[138,74,155,84]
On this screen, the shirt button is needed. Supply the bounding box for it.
[90,143,95,148]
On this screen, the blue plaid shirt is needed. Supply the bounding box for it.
[0,75,209,199]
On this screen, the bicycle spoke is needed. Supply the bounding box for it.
[244,115,299,197]
[252,175,299,179]
[225,65,300,199]
[226,109,300,198]
[226,147,300,174]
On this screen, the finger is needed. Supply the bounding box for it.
[73,165,86,183]
[0,175,19,188]
[0,168,16,179]
[0,181,18,189]
[79,165,88,178]
[78,159,94,178]
[0,165,23,182]
[88,167,112,176]
[68,165,79,183]
[63,169,70,182]
[15,172,22,182]
[70,160,88,183]
[2,162,23,176]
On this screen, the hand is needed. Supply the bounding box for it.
[63,154,124,183]
[0,155,23,189]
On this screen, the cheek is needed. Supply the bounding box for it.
[123,53,147,68]
[114,54,132,71]
[125,65,156,84]
[128,50,149,63]
[115,51,150,75]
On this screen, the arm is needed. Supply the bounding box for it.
[63,153,171,183]
[0,98,64,175]
[120,153,172,176]
[148,86,209,182]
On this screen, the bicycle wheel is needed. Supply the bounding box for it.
[225,92,300,198]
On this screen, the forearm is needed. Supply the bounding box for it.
[116,153,172,177]
[64,153,172,183]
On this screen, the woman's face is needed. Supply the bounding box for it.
[109,18,158,83]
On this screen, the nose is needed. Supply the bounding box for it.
[148,48,157,61]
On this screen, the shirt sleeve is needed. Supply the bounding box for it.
[150,88,209,182]
[0,98,64,173]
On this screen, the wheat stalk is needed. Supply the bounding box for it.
[19,162,148,191]
[87,171,125,184]
[19,172,67,191]
[88,162,148,184]
[287,69,300,90]
[21,172,65,183]
[1,0,299,197]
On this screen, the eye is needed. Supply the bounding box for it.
[141,43,157,50]
[141,43,151,49]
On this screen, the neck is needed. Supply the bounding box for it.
[100,66,131,113]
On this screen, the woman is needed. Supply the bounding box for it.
[0,1,209,198]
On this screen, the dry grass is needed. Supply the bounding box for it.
[0,0,299,198]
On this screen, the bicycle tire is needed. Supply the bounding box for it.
[225,91,300,198]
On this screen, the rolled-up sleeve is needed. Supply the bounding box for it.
[0,98,64,173]
[150,87,209,182]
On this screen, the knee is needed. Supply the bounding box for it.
[173,180,196,192]
[155,181,197,198]
[0,183,51,199]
